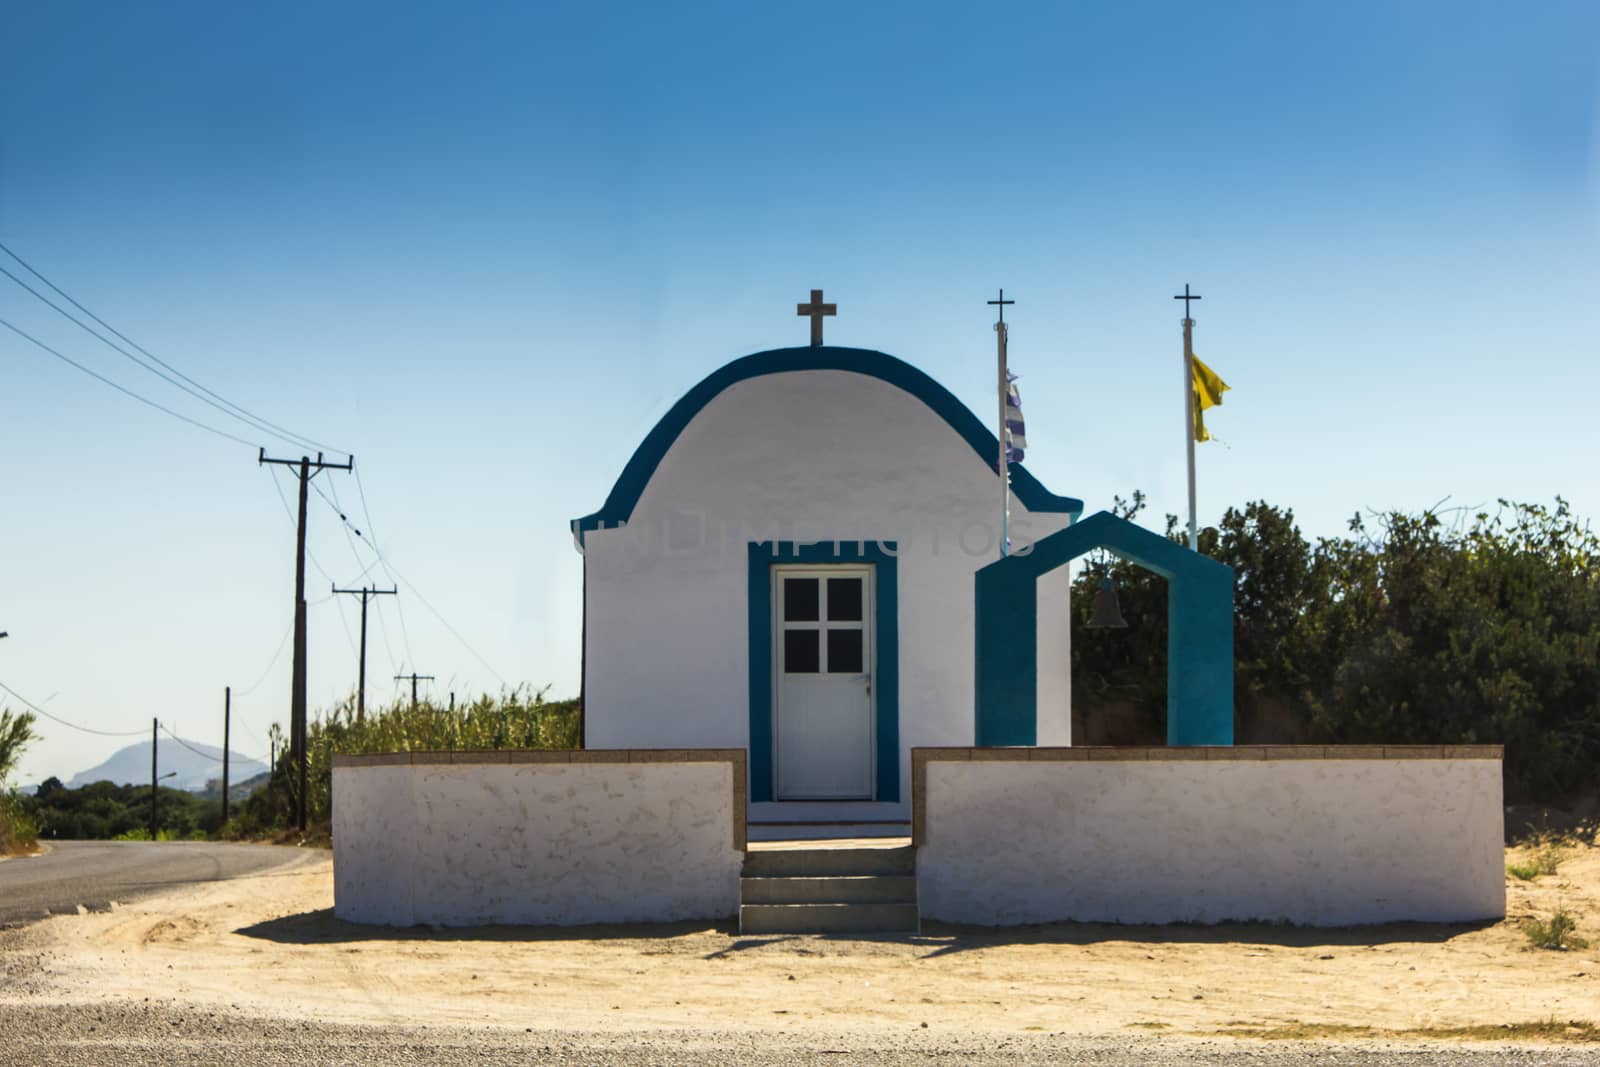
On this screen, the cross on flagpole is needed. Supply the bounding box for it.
[1174,283,1202,551]
[796,289,837,346]
[988,289,1015,558]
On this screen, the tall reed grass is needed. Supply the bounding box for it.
[238,686,579,832]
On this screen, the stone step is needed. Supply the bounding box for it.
[741,875,918,905]
[742,845,916,878]
[739,902,921,935]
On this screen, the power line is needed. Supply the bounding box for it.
[313,488,509,688]
[237,621,293,698]
[267,466,338,586]
[0,679,146,737]
[1,315,258,448]
[0,240,345,458]
[330,476,416,669]
[158,721,216,762]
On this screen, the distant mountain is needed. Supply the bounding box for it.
[67,740,268,793]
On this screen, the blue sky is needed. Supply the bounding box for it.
[3,2,1597,784]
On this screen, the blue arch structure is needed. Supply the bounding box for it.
[975,510,1235,746]
[571,345,1083,543]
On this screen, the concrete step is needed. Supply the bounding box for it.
[747,821,912,842]
[742,845,915,878]
[739,902,920,935]
[741,875,917,905]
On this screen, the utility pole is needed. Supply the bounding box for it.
[150,718,158,840]
[332,584,397,722]
[258,449,353,832]
[394,672,435,710]
[221,687,231,825]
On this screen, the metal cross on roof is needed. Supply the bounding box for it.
[988,288,1015,324]
[796,288,836,347]
[1174,283,1202,320]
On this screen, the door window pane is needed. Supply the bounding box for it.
[827,577,863,622]
[826,629,864,674]
[783,578,819,622]
[784,629,820,673]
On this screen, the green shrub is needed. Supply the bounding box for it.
[1523,909,1589,950]
[1073,496,1600,802]
[0,790,38,854]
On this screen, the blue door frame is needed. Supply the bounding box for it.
[748,541,900,803]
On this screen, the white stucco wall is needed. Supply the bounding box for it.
[333,754,744,926]
[583,369,1076,810]
[917,751,1505,926]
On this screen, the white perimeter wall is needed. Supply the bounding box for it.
[917,753,1505,926]
[583,370,1075,809]
[334,757,744,926]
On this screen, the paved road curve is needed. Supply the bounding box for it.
[0,841,308,926]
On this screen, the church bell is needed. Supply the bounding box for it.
[1086,576,1128,629]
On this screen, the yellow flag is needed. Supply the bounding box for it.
[1191,353,1230,443]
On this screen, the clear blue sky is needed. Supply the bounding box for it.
[3,2,1597,784]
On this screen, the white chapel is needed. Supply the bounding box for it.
[572,303,1081,827]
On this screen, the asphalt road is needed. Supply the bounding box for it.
[0,841,308,927]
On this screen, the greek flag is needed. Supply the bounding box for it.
[1005,371,1027,463]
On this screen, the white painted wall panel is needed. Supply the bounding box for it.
[331,763,416,926]
[334,762,743,926]
[1035,564,1074,746]
[918,759,1504,926]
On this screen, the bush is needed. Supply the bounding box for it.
[0,790,38,854]
[1524,908,1588,950]
[1072,497,1600,803]
[23,778,220,841]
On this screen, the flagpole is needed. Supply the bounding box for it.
[997,314,1010,559]
[989,289,1015,560]
[1182,313,1198,551]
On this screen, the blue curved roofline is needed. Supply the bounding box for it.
[571,345,1084,543]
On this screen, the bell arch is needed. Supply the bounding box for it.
[975,510,1234,746]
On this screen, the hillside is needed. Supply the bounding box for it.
[67,740,267,793]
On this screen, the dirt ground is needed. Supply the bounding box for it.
[2,842,1598,1046]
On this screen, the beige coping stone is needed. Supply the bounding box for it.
[626,749,691,762]
[1204,747,1268,760]
[1259,745,1329,760]
[333,752,412,768]
[1443,744,1505,759]
[1086,747,1151,761]
[569,749,632,763]
[1319,745,1388,760]
[508,750,573,764]
[1028,747,1089,760]
[971,747,1028,761]
[448,750,511,765]
[1385,745,1444,759]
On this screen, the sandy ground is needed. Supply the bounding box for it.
[1,843,1597,1048]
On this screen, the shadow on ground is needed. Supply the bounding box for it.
[237,908,1496,957]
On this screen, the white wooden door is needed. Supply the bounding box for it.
[774,566,874,800]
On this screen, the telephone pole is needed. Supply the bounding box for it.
[150,717,158,840]
[258,449,354,831]
[221,687,231,825]
[394,672,435,710]
[332,584,397,722]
